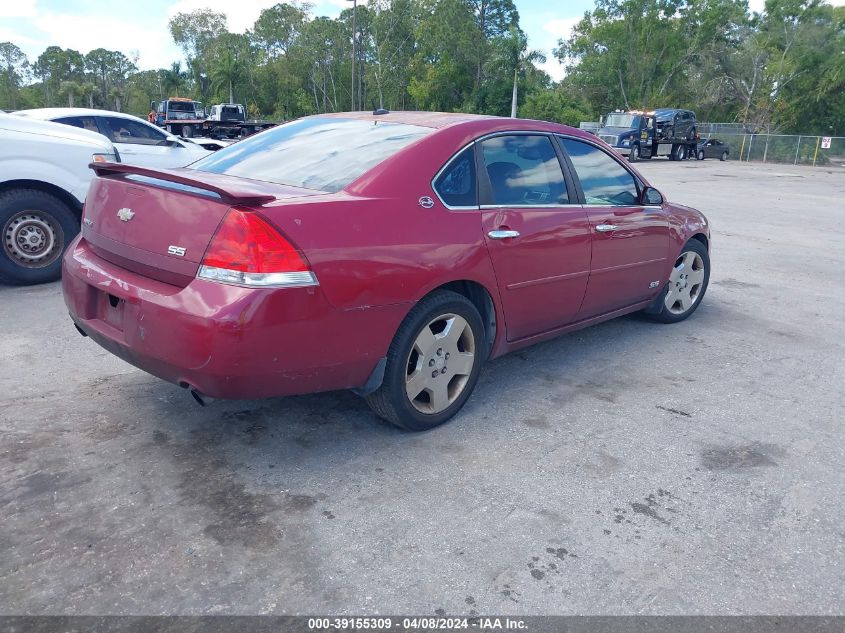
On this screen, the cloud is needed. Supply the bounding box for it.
[26,12,182,70]
[529,16,581,82]
[0,0,37,19]
[543,17,581,41]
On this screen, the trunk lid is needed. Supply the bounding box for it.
[82,163,322,286]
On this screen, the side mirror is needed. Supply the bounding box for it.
[641,186,663,206]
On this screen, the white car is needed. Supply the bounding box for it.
[15,108,211,168]
[0,112,119,285]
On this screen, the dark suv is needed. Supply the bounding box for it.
[655,109,696,141]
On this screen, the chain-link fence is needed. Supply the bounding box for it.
[697,122,749,135]
[697,124,844,166]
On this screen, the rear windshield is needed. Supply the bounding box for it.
[168,102,196,112]
[190,117,431,193]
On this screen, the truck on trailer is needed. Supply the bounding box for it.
[596,108,699,162]
[152,99,277,140]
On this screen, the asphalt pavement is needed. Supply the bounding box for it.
[1,159,843,615]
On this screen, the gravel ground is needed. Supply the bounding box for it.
[1,159,843,615]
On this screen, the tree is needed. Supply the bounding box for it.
[84,48,136,108]
[366,0,418,110]
[408,0,480,111]
[519,86,592,125]
[169,10,228,60]
[253,2,312,58]
[209,33,252,105]
[557,0,749,114]
[161,61,186,97]
[33,46,85,106]
[490,27,545,117]
[0,42,29,109]
[59,80,80,107]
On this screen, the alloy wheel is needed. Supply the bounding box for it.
[664,250,706,315]
[405,313,476,414]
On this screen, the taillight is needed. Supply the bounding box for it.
[197,209,318,288]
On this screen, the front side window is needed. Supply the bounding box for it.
[560,137,639,206]
[192,117,431,193]
[100,118,167,146]
[480,135,569,206]
[433,146,477,207]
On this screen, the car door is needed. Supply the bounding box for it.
[558,136,670,320]
[477,133,592,341]
[709,140,724,158]
[96,116,191,168]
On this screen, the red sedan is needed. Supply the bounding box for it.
[63,111,710,431]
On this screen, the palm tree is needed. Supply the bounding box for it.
[108,86,123,111]
[211,47,241,104]
[59,80,80,107]
[161,62,185,97]
[496,27,546,118]
[80,82,97,108]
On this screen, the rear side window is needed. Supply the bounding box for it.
[433,146,477,207]
[192,117,431,193]
[560,137,639,206]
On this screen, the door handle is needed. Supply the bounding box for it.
[488,229,520,240]
[595,224,617,232]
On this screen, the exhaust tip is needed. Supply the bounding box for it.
[189,388,216,407]
[190,389,206,406]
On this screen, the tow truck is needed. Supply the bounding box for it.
[152,98,277,140]
[596,109,699,162]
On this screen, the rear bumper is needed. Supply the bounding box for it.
[62,236,405,399]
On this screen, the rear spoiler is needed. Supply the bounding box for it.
[90,162,277,206]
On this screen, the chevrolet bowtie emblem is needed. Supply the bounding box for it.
[117,208,135,222]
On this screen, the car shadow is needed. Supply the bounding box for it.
[133,301,732,476]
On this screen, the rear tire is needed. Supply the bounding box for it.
[697,150,705,160]
[0,189,78,285]
[720,151,728,161]
[181,125,194,138]
[366,290,486,431]
[644,239,710,324]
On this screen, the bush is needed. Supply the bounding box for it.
[518,88,592,126]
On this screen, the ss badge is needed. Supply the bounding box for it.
[167,245,187,257]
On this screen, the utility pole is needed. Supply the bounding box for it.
[347,0,357,111]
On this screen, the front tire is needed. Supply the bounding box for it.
[628,144,640,163]
[366,290,486,431]
[0,189,78,285]
[697,150,705,160]
[645,240,710,323]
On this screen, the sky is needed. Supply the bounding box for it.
[0,0,824,82]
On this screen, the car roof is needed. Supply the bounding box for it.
[654,108,693,115]
[14,108,143,121]
[317,110,500,129]
[312,111,591,139]
[0,110,114,149]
